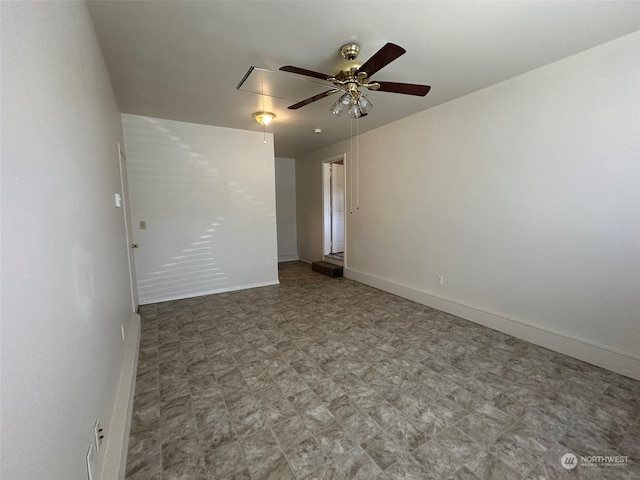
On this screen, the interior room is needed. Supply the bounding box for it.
[2,2,639,480]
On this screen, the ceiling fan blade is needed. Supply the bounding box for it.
[357,43,406,78]
[288,89,340,110]
[279,65,332,81]
[374,81,431,96]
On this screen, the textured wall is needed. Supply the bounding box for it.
[1,2,133,478]
[275,157,299,262]
[122,114,279,304]
[296,32,640,378]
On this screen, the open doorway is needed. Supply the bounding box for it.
[323,154,346,266]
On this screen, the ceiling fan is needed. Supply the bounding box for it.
[280,42,431,118]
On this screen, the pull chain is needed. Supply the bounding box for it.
[261,71,266,144]
[350,118,353,214]
[356,116,360,210]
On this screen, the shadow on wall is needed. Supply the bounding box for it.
[137,221,228,303]
[123,115,278,305]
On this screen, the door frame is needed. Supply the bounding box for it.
[118,143,139,312]
[322,154,347,266]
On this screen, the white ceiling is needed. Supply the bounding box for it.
[87,1,640,158]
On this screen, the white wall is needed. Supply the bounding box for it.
[275,157,299,262]
[1,2,135,479]
[122,114,279,304]
[296,31,640,379]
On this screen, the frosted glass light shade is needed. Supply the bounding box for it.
[253,112,275,126]
[331,93,353,117]
[357,95,373,114]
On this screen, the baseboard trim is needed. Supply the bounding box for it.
[345,267,640,381]
[139,279,280,305]
[278,253,299,262]
[100,312,141,480]
[298,258,313,264]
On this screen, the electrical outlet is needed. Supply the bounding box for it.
[86,444,95,480]
[94,419,104,452]
[139,220,146,230]
[437,275,444,286]
[266,259,271,267]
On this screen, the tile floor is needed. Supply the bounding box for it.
[126,261,640,480]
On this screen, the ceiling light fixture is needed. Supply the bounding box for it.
[330,91,372,119]
[280,42,430,120]
[253,111,276,126]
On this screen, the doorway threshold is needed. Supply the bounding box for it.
[323,254,344,266]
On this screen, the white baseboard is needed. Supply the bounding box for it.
[345,267,640,381]
[100,312,141,480]
[298,257,313,264]
[139,279,280,305]
[278,253,299,262]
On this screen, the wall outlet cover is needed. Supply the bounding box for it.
[94,419,103,451]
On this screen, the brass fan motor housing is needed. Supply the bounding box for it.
[332,43,362,81]
[332,60,362,81]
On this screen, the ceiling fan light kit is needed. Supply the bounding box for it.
[280,42,431,118]
[331,93,353,116]
[329,89,374,118]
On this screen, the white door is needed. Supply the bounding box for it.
[119,147,139,312]
[331,163,345,253]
